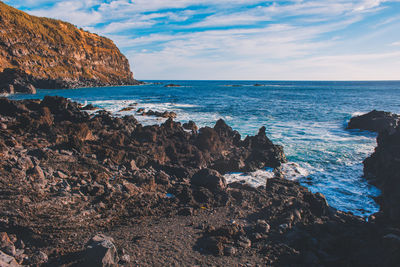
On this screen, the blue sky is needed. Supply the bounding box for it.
[5,0,400,80]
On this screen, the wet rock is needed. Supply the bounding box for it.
[348,110,399,133]
[164,84,181,87]
[119,107,135,112]
[140,109,177,119]
[183,121,198,132]
[305,192,329,216]
[84,234,119,267]
[191,169,226,192]
[81,104,98,111]
[362,121,400,222]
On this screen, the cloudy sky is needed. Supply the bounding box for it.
[5,0,400,80]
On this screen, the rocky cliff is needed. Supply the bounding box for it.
[348,111,400,223]
[0,1,139,94]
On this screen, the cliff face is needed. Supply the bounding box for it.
[0,1,139,94]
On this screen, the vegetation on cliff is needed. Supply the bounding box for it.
[0,1,138,93]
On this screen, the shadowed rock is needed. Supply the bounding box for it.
[347,110,399,133]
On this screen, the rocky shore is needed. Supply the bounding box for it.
[349,111,400,224]
[0,97,398,266]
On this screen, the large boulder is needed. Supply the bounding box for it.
[84,234,119,267]
[0,68,36,94]
[350,110,400,222]
[191,168,226,192]
[347,110,399,133]
[363,126,400,222]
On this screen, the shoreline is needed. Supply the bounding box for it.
[0,96,398,266]
[7,92,383,217]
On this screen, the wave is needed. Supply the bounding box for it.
[351,111,366,117]
[224,169,275,188]
[279,162,310,180]
[224,161,310,188]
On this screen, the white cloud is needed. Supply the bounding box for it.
[29,1,102,26]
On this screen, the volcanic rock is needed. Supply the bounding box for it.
[0,96,394,266]
[347,110,399,133]
[191,169,226,192]
[84,234,119,267]
[164,84,181,87]
[349,110,400,223]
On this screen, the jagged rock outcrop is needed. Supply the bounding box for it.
[364,126,400,222]
[347,110,400,133]
[348,111,400,223]
[1,97,399,265]
[0,1,140,94]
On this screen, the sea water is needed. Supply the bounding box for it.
[11,80,400,217]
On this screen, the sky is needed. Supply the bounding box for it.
[4,0,400,80]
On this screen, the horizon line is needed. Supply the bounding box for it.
[138,79,400,82]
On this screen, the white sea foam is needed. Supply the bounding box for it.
[280,162,310,180]
[351,111,366,117]
[83,99,225,127]
[224,162,310,188]
[224,169,275,188]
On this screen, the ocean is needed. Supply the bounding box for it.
[10,80,400,217]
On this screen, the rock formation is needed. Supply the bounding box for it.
[0,98,398,265]
[0,1,140,94]
[348,111,400,223]
[347,110,399,133]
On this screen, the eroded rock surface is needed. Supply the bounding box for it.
[347,110,399,133]
[0,97,397,265]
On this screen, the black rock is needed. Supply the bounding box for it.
[347,110,399,133]
[191,168,226,192]
[84,234,119,267]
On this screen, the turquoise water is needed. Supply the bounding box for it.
[10,80,400,217]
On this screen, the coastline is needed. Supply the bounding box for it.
[0,96,399,266]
